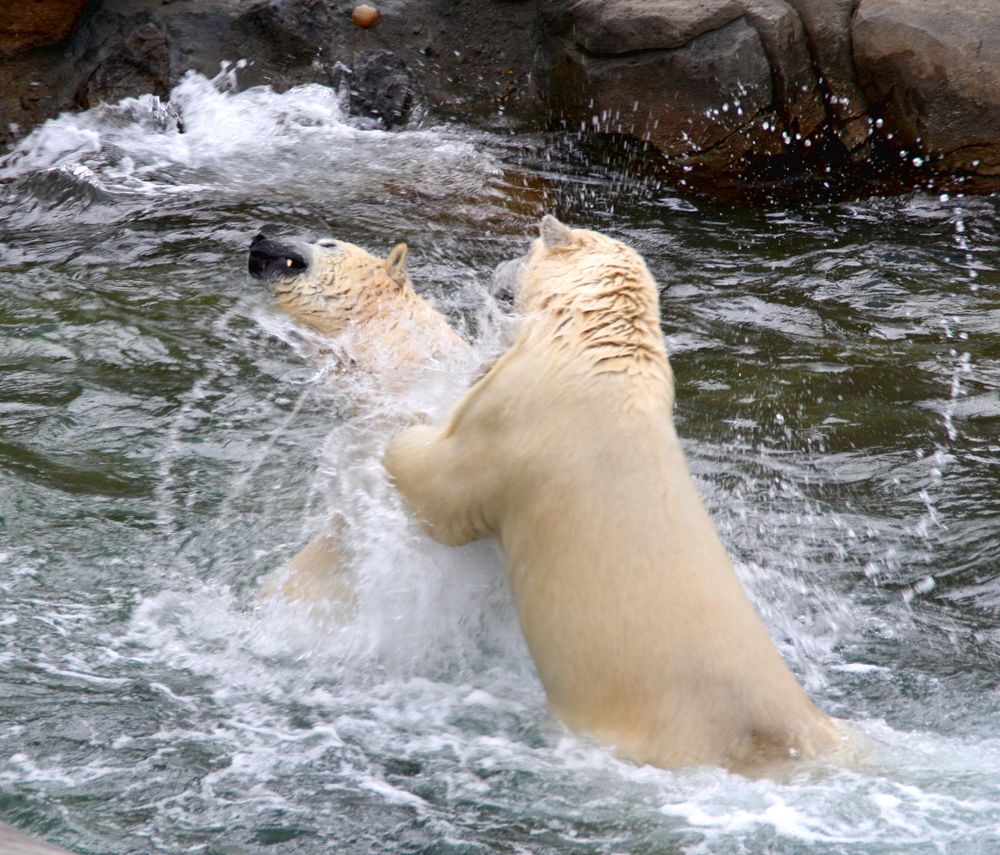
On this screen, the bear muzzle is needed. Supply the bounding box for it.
[248,233,309,280]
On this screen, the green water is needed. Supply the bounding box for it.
[1,73,999,854]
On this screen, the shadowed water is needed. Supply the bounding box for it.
[1,70,999,854]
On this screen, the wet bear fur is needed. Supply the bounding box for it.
[384,216,845,775]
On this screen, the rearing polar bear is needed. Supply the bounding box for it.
[384,216,845,775]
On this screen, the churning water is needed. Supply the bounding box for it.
[1,67,999,854]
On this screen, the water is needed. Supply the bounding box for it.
[1,68,999,854]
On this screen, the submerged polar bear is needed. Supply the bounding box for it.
[248,232,470,603]
[384,216,845,775]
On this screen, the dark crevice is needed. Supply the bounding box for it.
[779,0,853,154]
[737,9,800,138]
[683,106,770,160]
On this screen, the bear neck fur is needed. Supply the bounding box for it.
[275,248,462,372]
[517,240,674,410]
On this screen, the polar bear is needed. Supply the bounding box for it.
[249,232,468,379]
[383,216,845,775]
[248,232,470,604]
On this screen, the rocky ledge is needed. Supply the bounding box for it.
[2,0,999,197]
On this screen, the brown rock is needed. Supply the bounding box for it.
[854,0,1000,176]
[0,0,86,56]
[351,4,380,28]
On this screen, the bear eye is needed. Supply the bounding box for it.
[316,239,338,248]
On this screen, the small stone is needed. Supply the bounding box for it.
[352,5,379,28]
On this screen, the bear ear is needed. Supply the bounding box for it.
[386,242,409,285]
[540,214,573,248]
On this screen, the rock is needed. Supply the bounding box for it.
[348,49,413,128]
[80,18,172,107]
[555,0,745,54]
[351,5,380,28]
[226,0,543,122]
[0,0,86,56]
[232,0,341,72]
[544,1,778,174]
[854,0,1000,176]
[782,0,871,152]
[412,0,543,124]
[0,0,544,149]
[736,0,825,142]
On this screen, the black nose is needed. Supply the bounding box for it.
[248,233,308,280]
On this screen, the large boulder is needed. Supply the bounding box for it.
[78,15,172,107]
[541,0,877,181]
[542,0,780,174]
[0,0,86,56]
[0,0,89,142]
[853,0,1000,176]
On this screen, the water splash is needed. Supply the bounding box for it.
[0,63,500,212]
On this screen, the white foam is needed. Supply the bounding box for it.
[0,64,500,204]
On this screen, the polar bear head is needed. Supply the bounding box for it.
[248,233,410,338]
[496,215,671,394]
